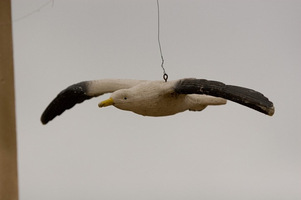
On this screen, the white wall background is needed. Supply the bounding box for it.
[12,0,301,199]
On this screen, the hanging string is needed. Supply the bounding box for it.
[156,0,168,82]
[14,0,54,22]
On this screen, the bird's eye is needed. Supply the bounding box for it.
[123,97,127,100]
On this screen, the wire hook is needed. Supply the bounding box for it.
[157,0,168,82]
[163,73,168,82]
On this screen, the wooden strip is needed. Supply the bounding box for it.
[0,0,19,199]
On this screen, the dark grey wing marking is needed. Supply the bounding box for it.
[41,81,93,125]
[175,78,274,116]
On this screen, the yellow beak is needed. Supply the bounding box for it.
[98,98,114,107]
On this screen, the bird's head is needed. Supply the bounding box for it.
[98,89,135,111]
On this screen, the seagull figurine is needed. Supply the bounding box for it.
[41,78,274,124]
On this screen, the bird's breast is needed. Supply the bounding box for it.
[126,93,188,117]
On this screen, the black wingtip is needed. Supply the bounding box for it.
[175,78,275,116]
[41,81,92,125]
[222,85,275,117]
[266,105,275,116]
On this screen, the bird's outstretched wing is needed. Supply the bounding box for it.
[41,79,145,124]
[174,78,274,116]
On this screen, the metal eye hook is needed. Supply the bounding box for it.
[163,73,168,82]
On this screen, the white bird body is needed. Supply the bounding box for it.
[41,78,274,124]
[106,80,226,116]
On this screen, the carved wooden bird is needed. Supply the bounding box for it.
[41,78,274,124]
